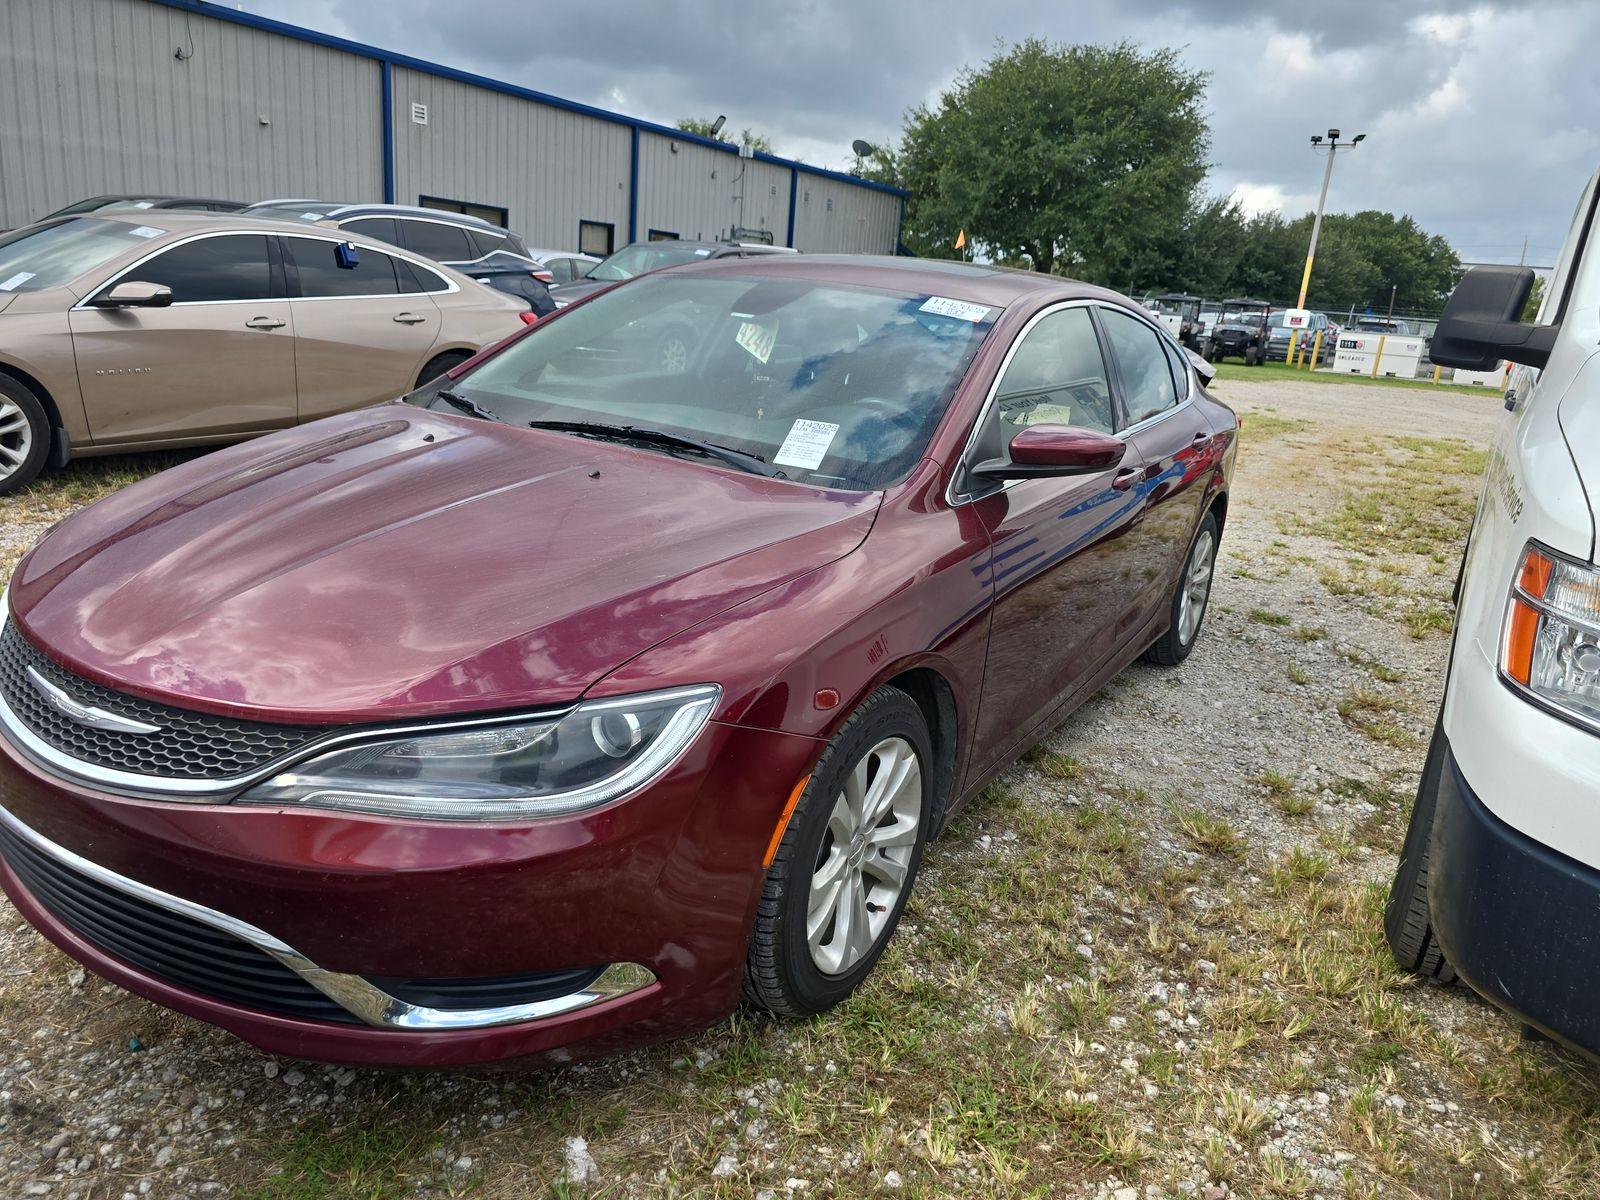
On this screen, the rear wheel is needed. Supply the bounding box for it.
[0,374,51,495]
[744,686,933,1016]
[1144,511,1218,666]
[416,351,471,391]
[1384,716,1458,983]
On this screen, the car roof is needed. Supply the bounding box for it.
[244,201,506,232]
[525,247,598,260]
[660,253,1132,310]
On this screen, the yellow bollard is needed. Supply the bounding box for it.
[1370,335,1387,378]
[1432,364,1442,385]
[1308,329,1324,370]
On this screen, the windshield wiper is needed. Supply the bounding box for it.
[526,420,783,478]
[435,389,501,423]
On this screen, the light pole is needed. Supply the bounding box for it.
[1297,128,1366,310]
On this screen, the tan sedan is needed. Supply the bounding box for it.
[0,212,528,492]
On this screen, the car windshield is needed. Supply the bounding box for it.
[587,244,715,282]
[0,218,165,293]
[1222,310,1265,327]
[416,273,997,490]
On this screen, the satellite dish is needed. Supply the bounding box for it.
[851,139,876,158]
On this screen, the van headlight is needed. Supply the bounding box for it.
[238,685,719,820]
[1502,543,1600,725]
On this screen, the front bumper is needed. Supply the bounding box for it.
[1428,740,1600,1057]
[0,717,821,1066]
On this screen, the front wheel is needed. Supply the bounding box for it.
[1384,716,1457,983]
[1144,510,1219,666]
[416,351,471,391]
[0,374,51,495]
[744,686,933,1016]
[1201,343,1216,363]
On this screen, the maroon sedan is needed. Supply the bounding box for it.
[0,256,1235,1067]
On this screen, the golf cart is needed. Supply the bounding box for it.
[1145,293,1205,350]
[1203,298,1274,365]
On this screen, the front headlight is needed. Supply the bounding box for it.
[238,684,719,820]
[1502,543,1600,725]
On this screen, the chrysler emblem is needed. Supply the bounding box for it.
[25,667,163,736]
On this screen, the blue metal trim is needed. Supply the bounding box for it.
[786,169,798,249]
[149,0,909,199]
[379,60,395,204]
[628,128,639,244]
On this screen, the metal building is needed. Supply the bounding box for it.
[0,0,907,254]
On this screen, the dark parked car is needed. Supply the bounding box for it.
[0,256,1236,1067]
[549,239,797,308]
[1266,311,1337,363]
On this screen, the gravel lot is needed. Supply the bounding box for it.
[5,372,1598,1200]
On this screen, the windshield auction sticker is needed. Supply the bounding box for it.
[736,317,779,365]
[0,272,35,291]
[920,295,990,323]
[774,419,840,470]
[127,226,165,239]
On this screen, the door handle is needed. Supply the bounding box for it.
[1191,432,1213,449]
[393,312,427,324]
[1111,467,1141,492]
[245,316,285,329]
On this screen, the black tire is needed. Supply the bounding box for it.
[1143,510,1219,666]
[1201,343,1216,363]
[0,374,52,496]
[1245,347,1260,366]
[416,351,472,392]
[1384,716,1458,983]
[744,686,934,1016]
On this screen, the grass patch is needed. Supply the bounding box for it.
[1216,359,1492,396]
[244,1122,435,1200]
[1337,686,1417,748]
[1173,804,1246,858]
[1249,609,1293,627]
[1286,661,1311,685]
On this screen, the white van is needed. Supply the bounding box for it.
[1386,164,1600,1054]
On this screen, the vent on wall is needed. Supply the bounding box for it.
[410,102,429,125]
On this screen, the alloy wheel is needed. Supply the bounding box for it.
[806,736,922,976]
[658,335,689,373]
[1178,528,1216,645]
[0,396,34,480]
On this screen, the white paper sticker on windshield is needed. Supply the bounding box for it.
[920,295,989,323]
[0,272,35,291]
[694,248,712,256]
[130,200,156,208]
[128,225,165,239]
[301,211,323,220]
[774,419,840,470]
[736,317,779,365]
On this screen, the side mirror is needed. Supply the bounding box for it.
[1431,265,1556,370]
[971,424,1127,481]
[1186,348,1217,386]
[92,281,173,309]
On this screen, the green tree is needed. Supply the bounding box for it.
[1520,274,1547,322]
[675,118,773,154]
[893,38,1210,277]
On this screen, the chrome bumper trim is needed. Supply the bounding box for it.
[0,802,655,1030]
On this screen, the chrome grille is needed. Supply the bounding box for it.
[0,622,325,780]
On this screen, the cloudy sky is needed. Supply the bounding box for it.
[245,0,1600,267]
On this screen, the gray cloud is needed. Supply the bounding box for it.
[249,0,1600,266]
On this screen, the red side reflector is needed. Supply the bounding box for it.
[519,312,539,325]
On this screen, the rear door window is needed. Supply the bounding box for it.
[395,257,451,295]
[131,234,276,302]
[399,219,472,263]
[285,237,400,297]
[1098,307,1180,426]
[341,217,399,246]
[466,229,507,259]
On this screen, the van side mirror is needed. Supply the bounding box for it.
[970,425,1127,481]
[92,281,174,309]
[1430,265,1556,370]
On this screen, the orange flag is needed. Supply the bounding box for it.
[954,229,967,251]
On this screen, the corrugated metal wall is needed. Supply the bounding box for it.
[793,176,903,255]
[0,0,903,255]
[0,0,382,228]
[634,132,791,245]
[390,68,630,252]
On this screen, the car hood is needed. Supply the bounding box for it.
[10,407,881,723]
